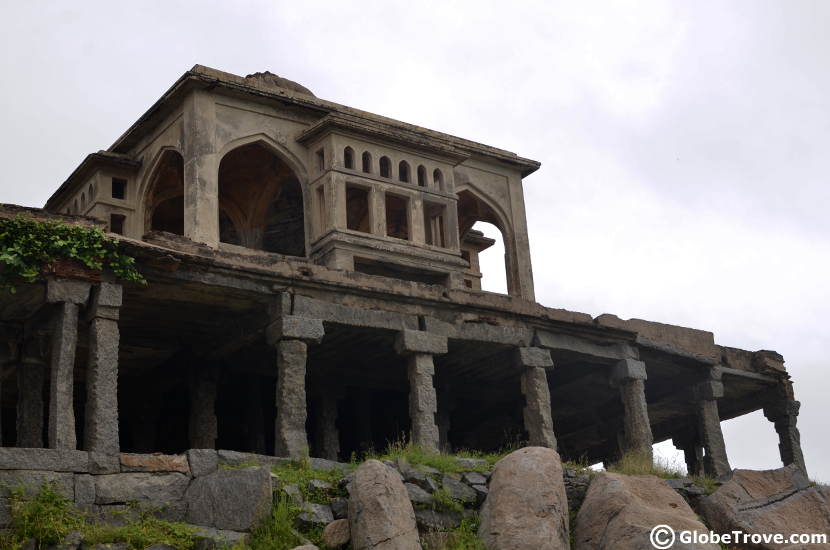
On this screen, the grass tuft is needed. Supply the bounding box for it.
[0,484,197,550]
[606,451,683,479]
[237,495,305,550]
[365,438,512,475]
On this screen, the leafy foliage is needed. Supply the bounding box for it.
[0,216,145,292]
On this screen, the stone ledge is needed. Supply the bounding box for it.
[120,453,190,474]
[0,448,90,473]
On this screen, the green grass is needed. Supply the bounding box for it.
[271,457,349,504]
[606,451,683,479]
[0,484,198,550]
[422,517,484,550]
[236,496,306,550]
[429,488,464,514]
[365,439,510,475]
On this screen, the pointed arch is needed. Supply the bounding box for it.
[143,149,185,235]
[456,186,521,297]
[217,140,306,256]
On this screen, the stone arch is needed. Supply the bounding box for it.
[217,140,306,256]
[456,187,521,296]
[143,149,185,235]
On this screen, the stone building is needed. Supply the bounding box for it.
[0,65,807,477]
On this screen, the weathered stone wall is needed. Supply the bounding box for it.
[0,448,273,535]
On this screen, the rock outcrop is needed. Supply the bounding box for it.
[478,447,569,550]
[700,464,830,549]
[574,472,717,550]
[348,459,421,550]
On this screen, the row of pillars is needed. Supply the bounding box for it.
[8,278,122,454]
[6,283,806,479]
[260,318,560,459]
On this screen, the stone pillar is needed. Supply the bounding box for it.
[516,347,557,449]
[672,433,704,477]
[436,375,453,452]
[394,330,447,453]
[17,334,47,448]
[183,88,219,248]
[611,358,653,458]
[354,388,374,452]
[693,370,731,477]
[189,365,219,449]
[764,397,807,475]
[245,377,266,454]
[46,279,91,450]
[315,389,340,461]
[84,283,122,454]
[267,314,325,458]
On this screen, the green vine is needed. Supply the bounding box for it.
[0,216,146,292]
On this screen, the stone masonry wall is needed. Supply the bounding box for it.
[0,448,275,536]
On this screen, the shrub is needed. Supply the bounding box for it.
[0,216,145,292]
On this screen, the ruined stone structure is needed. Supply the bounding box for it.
[0,65,808,478]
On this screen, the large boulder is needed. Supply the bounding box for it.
[185,466,272,531]
[700,465,830,549]
[574,472,717,550]
[348,459,421,550]
[478,447,569,550]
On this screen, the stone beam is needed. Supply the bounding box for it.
[516,347,557,449]
[84,283,122,454]
[534,330,634,363]
[611,358,654,458]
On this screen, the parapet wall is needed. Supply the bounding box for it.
[0,448,283,535]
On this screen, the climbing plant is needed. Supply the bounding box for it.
[0,216,145,292]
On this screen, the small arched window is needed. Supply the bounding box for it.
[433,169,444,191]
[73,199,78,213]
[379,156,391,178]
[80,193,86,208]
[88,183,94,200]
[398,161,410,183]
[362,151,372,173]
[344,147,355,170]
[417,165,427,187]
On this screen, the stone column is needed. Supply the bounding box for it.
[267,314,324,458]
[394,329,447,453]
[315,388,340,461]
[84,283,122,454]
[611,358,653,458]
[516,347,557,449]
[17,334,47,448]
[694,370,731,477]
[354,388,374,452]
[189,365,219,449]
[672,433,704,477]
[436,375,453,452]
[183,88,219,248]
[764,398,807,475]
[245,377,266,454]
[46,279,91,450]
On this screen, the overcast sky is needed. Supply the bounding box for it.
[2,1,827,480]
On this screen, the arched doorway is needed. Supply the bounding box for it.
[457,189,513,295]
[144,150,184,235]
[218,142,306,256]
